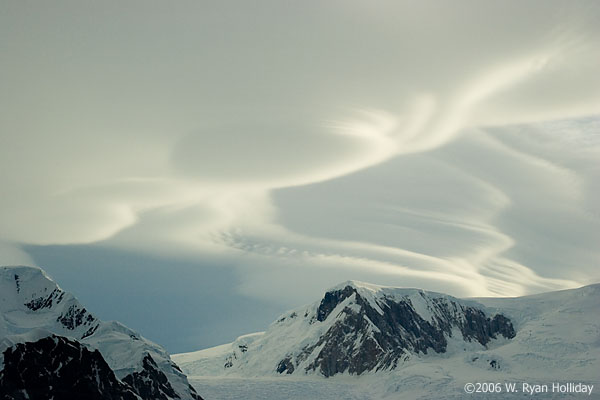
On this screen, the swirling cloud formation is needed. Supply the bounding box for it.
[1,1,599,300]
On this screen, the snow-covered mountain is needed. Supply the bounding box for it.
[175,280,516,377]
[0,265,202,400]
[175,280,600,399]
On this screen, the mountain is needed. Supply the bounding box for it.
[0,333,140,400]
[0,265,202,400]
[174,280,600,399]
[175,280,516,377]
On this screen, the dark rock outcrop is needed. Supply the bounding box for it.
[316,285,356,322]
[25,288,64,311]
[0,335,139,400]
[1,265,203,400]
[299,285,515,377]
[123,353,202,400]
[56,304,96,330]
[276,356,295,374]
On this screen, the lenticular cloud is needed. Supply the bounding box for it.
[0,1,599,299]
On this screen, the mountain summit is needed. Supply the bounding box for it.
[176,280,516,377]
[175,280,599,399]
[0,265,202,400]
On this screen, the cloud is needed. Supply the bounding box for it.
[169,113,396,188]
[0,0,599,302]
[0,242,36,267]
[264,120,598,297]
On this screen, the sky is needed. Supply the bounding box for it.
[1,1,599,353]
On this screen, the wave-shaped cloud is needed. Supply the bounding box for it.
[0,1,599,299]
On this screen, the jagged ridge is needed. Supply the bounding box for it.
[173,281,515,378]
[302,283,515,376]
[0,265,202,400]
[0,335,140,400]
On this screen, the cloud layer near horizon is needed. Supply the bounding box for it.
[1,1,599,302]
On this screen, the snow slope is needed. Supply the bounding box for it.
[175,281,600,399]
[0,265,201,400]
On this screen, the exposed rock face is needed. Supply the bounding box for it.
[276,357,295,374]
[303,285,515,376]
[174,281,516,380]
[176,281,516,377]
[25,287,64,311]
[0,335,139,400]
[0,265,203,400]
[123,353,203,400]
[173,282,600,395]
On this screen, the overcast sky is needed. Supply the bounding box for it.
[1,1,599,353]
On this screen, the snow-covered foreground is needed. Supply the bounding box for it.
[188,376,372,400]
[177,282,600,399]
[188,373,600,400]
[187,356,600,400]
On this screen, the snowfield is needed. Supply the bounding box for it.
[175,281,600,399]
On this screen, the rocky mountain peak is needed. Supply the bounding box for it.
[0,335,140,400]
[303,283,516,376]
[173,281,516,379]
[0,265,203,400]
